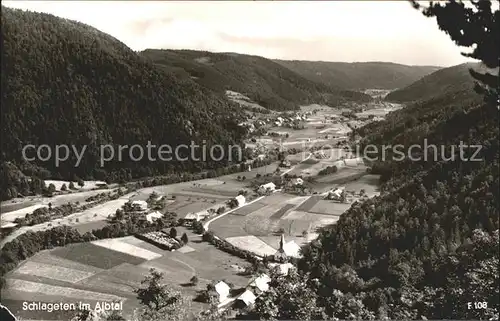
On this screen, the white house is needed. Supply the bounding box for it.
[184,209,211,223]
[327,186,345,200]
[344,157,364,167]
[282,240,301,258]
[237,289,256,306]
[131,200,148,211]
[215,281,231,302]
[278,263,295,276]
[258,182,276,194]
[184,212,199,222]
[235,195,246,207]
[145,211,163,223]
[249,274,271,293]
[267,262,295,276]
[291,178,304,186]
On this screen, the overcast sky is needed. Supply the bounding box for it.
[3,1,480,67]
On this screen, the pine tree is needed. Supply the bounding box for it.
[181,233,188,244]
[410,0,499,107]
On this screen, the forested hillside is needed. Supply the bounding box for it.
[0,8,248,200]
[242,84,499,321]
[141,49,372,111]
[240,0,499,318]
[274,60,440,90]
[384,62,496,102]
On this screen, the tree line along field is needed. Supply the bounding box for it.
[2,228,252,320]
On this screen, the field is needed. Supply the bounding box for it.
[270,203,296,219]
[0,189,115,227]
[0,199,39,215]
[3,228,251,320]
[91,239,163,261]
[315,166,368,187]
[308,201,351,215]
[209,169,380,256]
[226,235,277,257]
[1,204,47,224]
[343,174,381,197]
[73,220,108,234]
[286,155,357,177]
[51,243,146,269]
[14,261,95,283]
[0,195,131,248]
[209,191,349,253]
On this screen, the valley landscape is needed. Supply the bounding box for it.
[0,1,498,321]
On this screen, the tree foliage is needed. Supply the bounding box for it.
[134,268,182,312]
[410,0,499,106]
[1,7,247,198]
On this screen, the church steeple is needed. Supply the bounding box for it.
[279,233,285,251]
[274,233,288,262]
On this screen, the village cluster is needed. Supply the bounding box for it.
[1,97,397,319]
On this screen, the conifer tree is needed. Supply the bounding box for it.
[410,0,499,107]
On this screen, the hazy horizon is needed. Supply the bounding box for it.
[3,1,480,67]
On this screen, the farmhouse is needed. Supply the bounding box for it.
[258,182,276,194]
[276,263,295,276]
[344,157,364,167]
[183,209,211,224]
[279,159,291,168]
[184,213,199,223]
[235,195,246,207]
[196,210,211,220]
[326,186,345,200]
[215,281,231,302]
[131,200,148,211]
[249,274,271,293]
[236,289,256,307]
[145,211,163,223]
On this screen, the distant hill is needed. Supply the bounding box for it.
[1,7,248,198]
[385,62,496,102]
[140,49,372,111]
[273,60,441,90]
